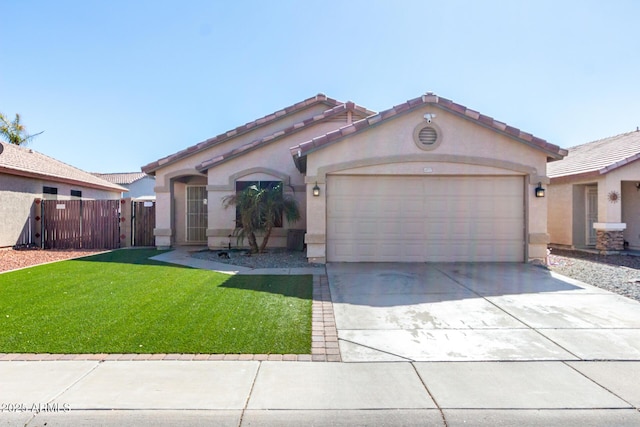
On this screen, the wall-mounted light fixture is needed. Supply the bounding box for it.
[635,182,640,191]
[535,182,545,198]
[312,182,320,197]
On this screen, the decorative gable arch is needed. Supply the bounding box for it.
[207,167,301,191]
[313,153,540,183]
[155,168,206,192]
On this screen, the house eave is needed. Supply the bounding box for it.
[549,170,601,184]
[197,103,373,173]
[0,166,127,193]
[429,103,567,161]
[599,153,640,174]
[549,153,640,184]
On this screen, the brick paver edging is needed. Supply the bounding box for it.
[0,275,340,362]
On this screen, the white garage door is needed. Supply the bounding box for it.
[326,175,524,262]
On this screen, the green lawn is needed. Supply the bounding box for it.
[0,249,312,354]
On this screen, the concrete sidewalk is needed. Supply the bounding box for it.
[2,359,640,426]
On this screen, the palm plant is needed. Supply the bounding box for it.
[223,182,300,253]
[224,184,262,253]
[0,112,43,145]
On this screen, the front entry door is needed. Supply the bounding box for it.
[186,186,207,242]
[586,186,598,246]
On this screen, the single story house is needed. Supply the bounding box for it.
[93,172,156,199]
[142,93,566,263]
[0,141,126,247]
[548,129,640,252]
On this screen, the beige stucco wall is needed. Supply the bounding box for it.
[549,178,602,249]
[151,105,348,250]
[622,181,640,249]
[606,162,640,227]
[548,161,640,249]
[609,160,640,248]
[125,176,156,199]
[0,173,121,247]
[547,182,573,247]
[0,175,40,247]
[305,106,552,263]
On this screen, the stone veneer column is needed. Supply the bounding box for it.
[593,222,626,253]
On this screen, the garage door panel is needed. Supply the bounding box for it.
[378,220,402,236]
[403,243,424,257]
[403,220,424,236]
[491,220,525,239]
[423,242,522,262]
[331,219,355,234]
[403,198,424,214]
[332,243,371,257]
[378,243,404,256]
[354,221,379,234]
[356,244,376,256]
[327,176,524,262]
[329,198,377,214]
[426,221,491,238]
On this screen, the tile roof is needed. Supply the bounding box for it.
[141,94,372,174]
[93,172,153,185]
[548,129,640,179]
[196,102,372,172]
[0,141,126,192]
[290,93,567,171]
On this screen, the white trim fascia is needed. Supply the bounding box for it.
[593,222,627,231]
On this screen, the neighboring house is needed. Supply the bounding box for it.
[548,129,640,252]
[0,141,126,247]
[142,93,566,263]
[93,172,156,199]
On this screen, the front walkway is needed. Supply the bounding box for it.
[150,247,325,275]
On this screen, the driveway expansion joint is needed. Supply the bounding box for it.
[562,360,640,410]
[411,361,448,426]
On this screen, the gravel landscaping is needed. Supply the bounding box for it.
[191,248,323,269]
[0,248,106,273]
[548,248,640,302]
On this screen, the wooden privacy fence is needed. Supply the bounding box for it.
[131,200,156,246]
[39,199,121,249]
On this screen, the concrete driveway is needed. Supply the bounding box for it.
[326,263,640,362]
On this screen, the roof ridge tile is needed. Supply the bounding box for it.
[194,100,373,172]
[290,92,566,166]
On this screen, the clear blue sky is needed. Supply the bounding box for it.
[2,0,639,173]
